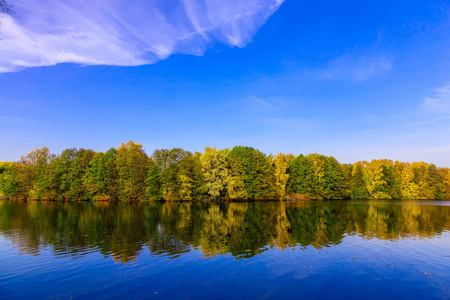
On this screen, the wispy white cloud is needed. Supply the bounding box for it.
[316,54,393,82]
[423,84,450,112]
[0,0,283,72]
[248,96,276,111]
[402,115,450,127]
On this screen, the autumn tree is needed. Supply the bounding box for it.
[351,162,369,199]
[19,147,54,199]
[362,160,391,199]
[383,161,402,199]
[304,154,349,199]
[148,148,196,201]
[2,144,450,201]
[439,168,450,199]
[411,162,435,199]
[272,153,292,200]
[115,141,149,201]
[200,147,228,199]
[177,152,203,201]
[0,162,21,198]
[225,155,248,200]
[428,164,444,199]
[397,162,417,199]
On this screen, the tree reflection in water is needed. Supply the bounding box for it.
[0,200,449,263]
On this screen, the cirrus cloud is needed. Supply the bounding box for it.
[0,0,284,72]
[423,84,450,113]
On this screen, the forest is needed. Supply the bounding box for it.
[0,141,449,201]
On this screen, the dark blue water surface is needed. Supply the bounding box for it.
[0,200,449,299]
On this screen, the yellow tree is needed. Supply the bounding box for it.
[363,160,390,199]
[398,162,418,199]
[307,153,326,199]
[365,203,389,239]
[439,168,450,199]
[272,153,291,200]
[411,162,434,199]
[178,174,193,200]
[226,174,247,200]
[200,147,228,199]
[175,153,201,201]
[274,202,293,249]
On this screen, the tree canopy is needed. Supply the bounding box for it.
[1,142,449,201]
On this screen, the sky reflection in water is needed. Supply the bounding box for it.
[0,200,449,299]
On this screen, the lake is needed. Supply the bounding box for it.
[0,200,449,299]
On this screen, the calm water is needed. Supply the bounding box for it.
[0,200,449,299]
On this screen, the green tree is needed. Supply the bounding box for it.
[83,148,118,200]
[19,147,54,199]
[287,154,314,198]
[115,141,149,201]
[146,157,162,200]
[60,148,95,200]
[351,162,369,199]
[52,148,78,199]
[0,162,21,198]
[148,148,193,201]
[320,155,350,199]
[384,161,402,199]
[227,146,275,200]
[177,153,203,201]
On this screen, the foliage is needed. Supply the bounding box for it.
[83,148,118,200]
[1,142,449,201]
[115,141,148,200]
[272,153,291,200]
[227,146,276,200]
[201,147,228,199]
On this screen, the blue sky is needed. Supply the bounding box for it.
[1,0,450,166]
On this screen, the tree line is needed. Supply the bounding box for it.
[0,141,449,201]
